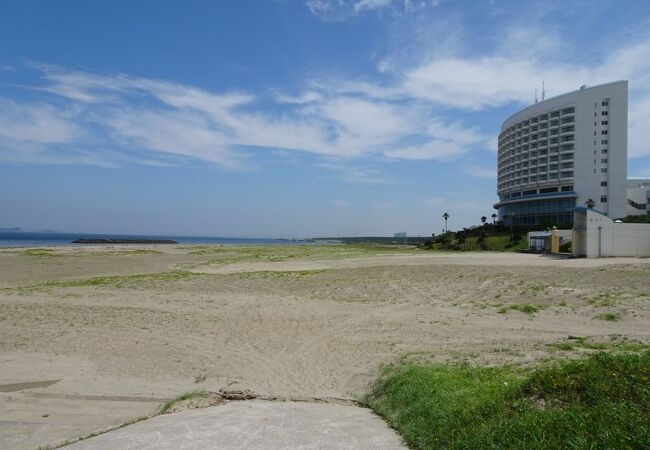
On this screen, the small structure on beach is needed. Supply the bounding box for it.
[527,229,572,253]
[572,207,650,257]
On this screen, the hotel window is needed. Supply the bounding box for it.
[601,196,608,202]
[601,158,608,163]
[601,140,608,144]
[601,168,608,173]
[602,101,609,106]
[601,121,608,125]
[561,185,573,191]
[601,130,608,135]
[602,110,608,115]
[601,149,608,154]
[601,181,608,187]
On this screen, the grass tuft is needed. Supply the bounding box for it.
[588,293,619,307]
[367,351,650,449]
[594,312,622,321]
[546,337,650,353]
[159,390,210,414]
[498,303,545,315]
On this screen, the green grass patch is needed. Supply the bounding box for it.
[498,303,545,315]
[367,351,650,449]
[594,312,622,321]
[16,248,63,257]
[588,293,619,307]
[476,235,528,252]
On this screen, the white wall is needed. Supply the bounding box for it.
[582,209,650,257]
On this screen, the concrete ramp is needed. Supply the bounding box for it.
[67,400,406,449]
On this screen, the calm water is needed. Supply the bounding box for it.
[0,231,307,247]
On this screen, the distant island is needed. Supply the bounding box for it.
[0,227,22,232]
[72,238,178,244]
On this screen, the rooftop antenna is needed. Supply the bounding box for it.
[535,87,538,103]
[542,81,546,101]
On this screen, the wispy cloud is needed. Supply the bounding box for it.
[4,7,650,174]
[305,0,434,21]
[0,64,490,169]
[311,25,650,157]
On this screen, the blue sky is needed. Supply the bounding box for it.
[1,0,650,237]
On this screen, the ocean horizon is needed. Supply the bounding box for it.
[0,231,308,247]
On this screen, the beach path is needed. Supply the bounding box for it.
[66,400,406,449]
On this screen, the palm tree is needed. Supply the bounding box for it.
[442,212,449,233]
[491,213,497,225]
[586,198,595,209]
[481,216,487,226]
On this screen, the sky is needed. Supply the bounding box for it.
[1,0,650,237]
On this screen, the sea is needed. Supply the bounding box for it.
[0,231,308,248]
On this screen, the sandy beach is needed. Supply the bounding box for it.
[1,244,649,449]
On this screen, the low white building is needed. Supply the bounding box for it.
[572,207,650,257]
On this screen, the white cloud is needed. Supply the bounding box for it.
[0,99,81,145]
[7,25,650,173]
[273,91,322,104]
[355,0,393,12]
[0,65,491,169]
[385,119,488,160]
[400,57,590,110]
[305,0,426,20]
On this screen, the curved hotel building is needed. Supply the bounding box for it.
[494,81,649,226]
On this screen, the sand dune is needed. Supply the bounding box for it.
[1,245,649,449]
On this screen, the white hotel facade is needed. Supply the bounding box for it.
[495,81,650,226]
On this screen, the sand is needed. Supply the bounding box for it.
[1,245,649,449]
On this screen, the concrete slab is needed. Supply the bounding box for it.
[67,400,407,449]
